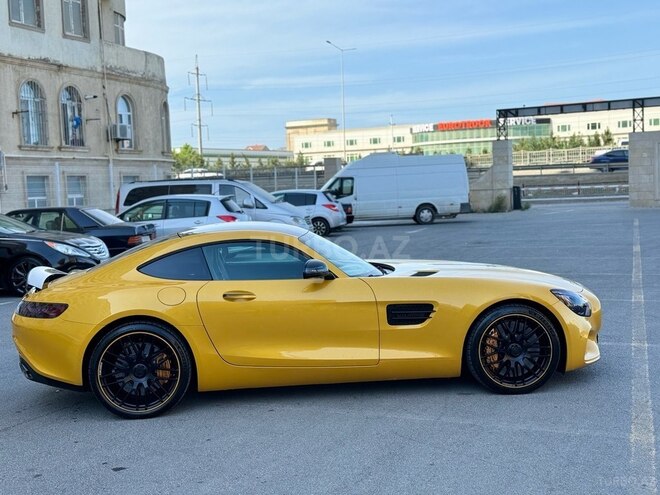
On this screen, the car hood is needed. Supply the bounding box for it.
[375,259,584,292]
[2,229,100,243]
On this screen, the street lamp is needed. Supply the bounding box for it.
[326,40,356,163]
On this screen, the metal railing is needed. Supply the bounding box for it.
[466,146,614,167]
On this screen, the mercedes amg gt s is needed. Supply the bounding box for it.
[12,223,601,419]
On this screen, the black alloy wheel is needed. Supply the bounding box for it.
[311,217,331,237]
[465,304,560,394]
[88,322,192,419]
[8,256,42,295]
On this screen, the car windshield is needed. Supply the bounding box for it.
[82,208,124,225]
[238,181,282,203]
[0,214,38,234]
[299,231,382,277]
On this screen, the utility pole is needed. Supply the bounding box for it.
[184,55,213,177]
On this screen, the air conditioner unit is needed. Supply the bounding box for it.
[110,124,132,141]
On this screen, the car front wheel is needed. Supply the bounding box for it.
[8,256,42,295]
[465,304,560,394]
[88,322,192,419]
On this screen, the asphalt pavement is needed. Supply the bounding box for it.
[0,200,658,494]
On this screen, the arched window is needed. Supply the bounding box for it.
[19,81,48,146]
[60,86,84,147]
[117,95,134,149]
[161,101,171,152]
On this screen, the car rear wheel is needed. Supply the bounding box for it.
[311,217,331,236]
[414,204,435,224]
[88,322,192,419]
[8,256,42,295]
[465,304,560,394]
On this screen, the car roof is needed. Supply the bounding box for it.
[126,194,232,205]
[178,221,308,238]
[273,189,323,194]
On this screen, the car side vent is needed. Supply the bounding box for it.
[411,271,437,277]
[387,303,435,326]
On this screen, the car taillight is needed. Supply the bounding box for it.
[217,215,238,222]
[346,205,353,214]
[16,301,68,319]
[127,235,146,246]
[323,203,339,212]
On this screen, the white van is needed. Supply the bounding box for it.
[116,178,310,229]
[321,152,470,224]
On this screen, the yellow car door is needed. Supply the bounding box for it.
[196,240,379,367]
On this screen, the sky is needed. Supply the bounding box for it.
[126,0,660,151]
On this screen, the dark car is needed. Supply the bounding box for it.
[0,214,106,295]
[7,207,156,257]
[590,149,629,171]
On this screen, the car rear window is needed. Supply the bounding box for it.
[125,186,169,207]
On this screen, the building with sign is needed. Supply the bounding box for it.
[0,0,172,213]
[286,103,660,164]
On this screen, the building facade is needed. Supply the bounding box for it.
[287,105,660,164]
[0,0,173,213]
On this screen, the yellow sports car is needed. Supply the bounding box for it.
[12,223,601,419]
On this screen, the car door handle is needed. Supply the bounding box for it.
[222,291,256,302]
[194,220,204,224]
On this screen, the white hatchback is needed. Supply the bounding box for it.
[272,189,347,236]
[117,194,250,237]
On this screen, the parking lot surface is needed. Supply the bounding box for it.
[1,200,658,494]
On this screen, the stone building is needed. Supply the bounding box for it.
[0,0,173,212]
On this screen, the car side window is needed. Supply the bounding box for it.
[122,200,165,222]
[328,178,354,199]
[139,247,212,280]
[166,200,209,219]
[39,212,63,231]
[62,213,80,232]
[201,241,310,281]
[305,194,317,206]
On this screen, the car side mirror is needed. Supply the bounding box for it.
[242,198,255,209]
[303,259,331,280]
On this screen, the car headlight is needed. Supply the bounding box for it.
[551,289,592,317]
[45,241,91,258]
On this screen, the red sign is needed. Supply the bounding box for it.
[435,119,492,131]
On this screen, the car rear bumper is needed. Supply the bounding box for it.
[18,357,84,392]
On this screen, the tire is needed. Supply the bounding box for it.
[311,217,331,237]
[414,205,435,225]
[8,256,42,295]
[465,304,560,394]
[88,322,192,419]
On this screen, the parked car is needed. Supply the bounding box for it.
[590,149,629,171]
[117,194,250,237]
[7,207,156,257]
[272,189,347,236]
[14,222,601,419]
[0,214,107,295]
[116,178,311,229]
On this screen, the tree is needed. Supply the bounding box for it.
[602,128,614,146]
[588,132,602,147]
[295,152,306,167]
[257,158,265,168]
[228,153,238,169]
[212,157,224,173]
[172,144,204,172]
[242,155,251,170]
[566,133,585,149]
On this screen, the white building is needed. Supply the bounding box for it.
[286,104,660,163]
[0,0,173,212]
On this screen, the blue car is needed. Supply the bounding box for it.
[590,149,628,171]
